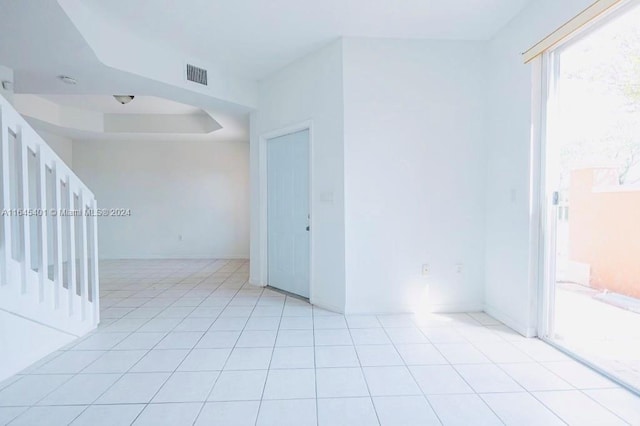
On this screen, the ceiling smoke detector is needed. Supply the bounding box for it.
[58,75,77,85]
[113,95,135,105]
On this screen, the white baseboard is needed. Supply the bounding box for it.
[484,304,537,337]
[343,302,483,316]
[311,299,344,314]
[249,276,266,287]
[99,255,249,260]
[426,303,484,314]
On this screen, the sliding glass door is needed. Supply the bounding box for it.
[541,1,640,391]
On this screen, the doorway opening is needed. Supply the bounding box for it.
[540,1,640,391]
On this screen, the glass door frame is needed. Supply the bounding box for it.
[536,0,640,395]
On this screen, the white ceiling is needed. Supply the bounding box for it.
[0,0,254,111]
[40,95,203,115]
[15,94,249,143]
[0,0,533,143]
[84,0,533,79]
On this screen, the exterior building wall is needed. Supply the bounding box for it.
[569,168,640,298]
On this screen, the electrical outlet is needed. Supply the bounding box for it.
[422,264,430,276]
[178,234,183,241]
[455,263,463,273]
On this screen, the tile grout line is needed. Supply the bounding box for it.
[188,261,271,424]
[312,304,320,426]
[251,293,296,425]
[3,259,638,425]
[172,260,251,426]
[410,313,507,425]
[8,260,191,424]
[11,261,195,423]
[77,259,227,425]
[456,317,578,425]
[73,259,241,425]
[379,315,445,426]
[345,313,382,426]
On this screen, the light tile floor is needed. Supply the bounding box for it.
[1,259,640,425]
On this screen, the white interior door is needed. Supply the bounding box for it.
[267,129,310,298]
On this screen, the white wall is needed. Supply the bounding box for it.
[0,65,13,104]
[58,0,258,109]
[0,309,75,382]
[73,138,250,259]
[343,38,488,314]
[485,0,596,335]
[251,40,346,312]
[35,129,73,167]
[252,37,489,315]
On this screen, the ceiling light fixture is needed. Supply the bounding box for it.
[113,95,135,105]
[58,75,77,85]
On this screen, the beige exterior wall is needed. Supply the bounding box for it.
[569,168,640,298]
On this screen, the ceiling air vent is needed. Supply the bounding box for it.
[186,64,208,86]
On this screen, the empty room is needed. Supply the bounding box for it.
[1,0,640,425]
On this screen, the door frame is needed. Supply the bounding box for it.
[535,49,556,341]
[258,120,314,301]
[534,0,640,395]
[536,0,638,339]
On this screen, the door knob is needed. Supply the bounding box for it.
[306,226,310,231]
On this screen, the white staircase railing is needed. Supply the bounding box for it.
[0,95,99,336]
